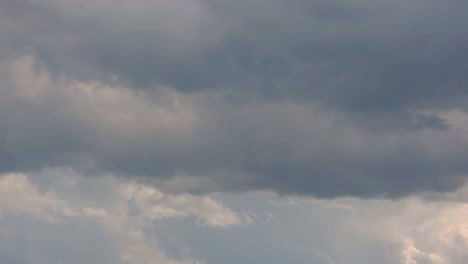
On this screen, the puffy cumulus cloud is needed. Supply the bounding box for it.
[298,187,468,264]
[0,55,468,198]
[384,201,468,264]
[0,170,248,264]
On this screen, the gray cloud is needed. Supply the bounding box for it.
[3,0,468,135]
[2,0,468,113]
[1,0,468,198]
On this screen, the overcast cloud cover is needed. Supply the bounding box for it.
[1,0,468,263]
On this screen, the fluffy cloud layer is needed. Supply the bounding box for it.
[0,170,252,264]
[1,0,468,198]
[1,170,467,264]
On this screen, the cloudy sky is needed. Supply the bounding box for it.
[1,0,468,263]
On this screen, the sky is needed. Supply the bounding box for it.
[0,0,468,263]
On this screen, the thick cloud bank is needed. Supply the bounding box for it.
[1,0,468,198]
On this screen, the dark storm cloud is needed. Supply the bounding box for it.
[1,0,468,198]
[0,141,17,173]
[3,0,468,113]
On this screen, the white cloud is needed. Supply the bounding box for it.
[0,170,249,263]
[0,173,78,222]
[1,169,468,264]
[340,196,468,264]
[401,238,443,264]
[120,182,253,227]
